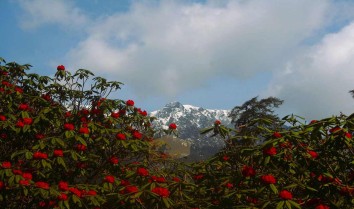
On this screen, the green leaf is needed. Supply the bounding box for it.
[162,198,171,208]
[288,200,301,209]
[276,201,285,209]
[270,184,278,194]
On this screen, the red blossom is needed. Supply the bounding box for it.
[307,150,319,159]
[345,132,352,139]
[76,144,87,151]
[18,104,29,111]
[12,169,22,175]
[126,100,135,106]
[194,174,204,180]
[33,151,48,159]
[16,120,25,128]
[137,167,149,176]
[132,131,142,139]
[22,172,32,180]
[116,133,126,140]
[315,204,330,209]
[279,190,293,200]
[172,177,180,182]
[57,65,65,71]
[273,132,282,138]
[54,150,64,157]
[19,179,30,186]
[261,174,276,184]
[222,155,230,161]
[104,175,115,183]
[125,185,139,194]
[169,123,177,130]
[69,187,82,198]
[214,120,221,125]
[109,156,119,165]
[58,181,69,191]
[0,181,4,189]
[1,161,11,169]
[225,182,233,189]
[242,165,256,177]
[263,146,277,156]
[14,87,23,94]
[35,133,45,140]
[58,193,68,201]
[79,127,90,134]
[63,123,75,131]
[0,115,6,121]
[111,112,119,118]
[23,118,33,125]
[36,181,50,190]
[152,187,170,198]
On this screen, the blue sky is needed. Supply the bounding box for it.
[2,0,354,120]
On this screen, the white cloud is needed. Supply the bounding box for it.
[66,0,329,98]
[265,21,354,119]
[17,0,88,30]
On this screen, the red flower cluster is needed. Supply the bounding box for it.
[57,65,65,71]
[150,176,166,183]
[111,112,119,118]
[53,150,63,157]
[79,127,90,134]
[0,115,5,121]
[19,179,30,186]
[124,185,139,194]
[279,190,292,200]
[33,151,48,159]
[261,174,276,184]
[214,120,221,125]
[307,150,319,159]
[315,204,330,209]
[263,146,277,156]
[137,167,149,176]
[152,187,170,198]
[58,181,69,191]
[22,172,32,180]
[169,123,177,130]
[109,156,119,165]
[23,118,33,125]
[64,123,75,131]
[273,132,282,138]
[57,193,68,201]
[116,133,126,140]
[18,103,29,111]
[126,100,134,106]
[242,165,256,177]
[36,181,50,190]
[132,131,142,139]
[1,161,11,169]
[104,175,115,183]
[76,144,87,151]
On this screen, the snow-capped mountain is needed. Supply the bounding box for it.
[150,101,232,161]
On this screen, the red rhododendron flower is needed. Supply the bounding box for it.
[263,146,277,156]
[310,120,318,124]
[41,94,51,101]
[242,165,256,177]
[345,132,352,139]
[279,190,293,200]
[79,127,90,134]
[194,174,204,180]
[63,123,74,131]
[69,187,82,198]
[36,181,50,190]
[1,161,11,168]
[57,65,65,71]
[16,120,25,128]
[315,204,330,209]
[104,175,115,183]
[137,167,149,176]
[133,131,142,139]
[18,103,29,111]
[125,185,139,194]
[22,172,32,180]
[86,190,97,196]
[12,169,22,175]
[222,155,230,161]
[54,150,63,157]
[14,87,23,94]
[152,187,170,198]
[116,133,126,140]
[214,120,221,125]
[109,156,119,164]
[23,118,33,125]
[273,132,282,138]
[34,133,44,140]
[58,193,68,201]
[111,112,119,118]
[150,176,166,183]
[58,181,69,191]
[76,144,87,151]
[225,182,233,189]
[261,174,276,184]
[169,123,177,130]
[172,177,180,182]
[308,150,319,159]
[33,151,48,159]
[19,179,30,186]
[0,133,7,139]
[126,100,134,106]
[0,181,4,189]
[0,115,6,121]
[65,111,72,117]
[120,180,130,186]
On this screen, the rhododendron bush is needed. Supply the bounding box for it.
[0,57,353,208]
